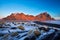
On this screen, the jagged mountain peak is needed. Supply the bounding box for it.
[2,12,54,21]
[11,12,25,15]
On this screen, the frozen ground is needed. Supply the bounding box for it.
[0,21,60,40]
[42,20,60,25]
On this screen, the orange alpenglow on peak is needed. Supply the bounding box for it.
[2,12,54,21]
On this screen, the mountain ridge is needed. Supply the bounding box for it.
[2,12,54,21]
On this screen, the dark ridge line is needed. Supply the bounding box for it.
[34,21,60,28]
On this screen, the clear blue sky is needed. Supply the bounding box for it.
[0,0,60,19]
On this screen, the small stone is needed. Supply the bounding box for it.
[17,26,25,30]
[2,34,9,40]
[34,30,40,37]
[11,32,18,37]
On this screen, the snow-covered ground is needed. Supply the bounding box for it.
[0,21,60,40]
[42,20,60,25]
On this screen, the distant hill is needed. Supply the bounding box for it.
[2,12,54,21]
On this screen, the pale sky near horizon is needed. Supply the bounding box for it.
[0,0,60,19]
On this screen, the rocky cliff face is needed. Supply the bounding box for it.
[36,12,54,21]
[3,12,54,21]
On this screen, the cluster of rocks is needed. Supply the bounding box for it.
[0,21,60,40]
[24,27,60,40]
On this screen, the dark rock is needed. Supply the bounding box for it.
[30,36,36,40]
[41,31,55,40]
[53,32,60,40]
[24,37,30,40]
